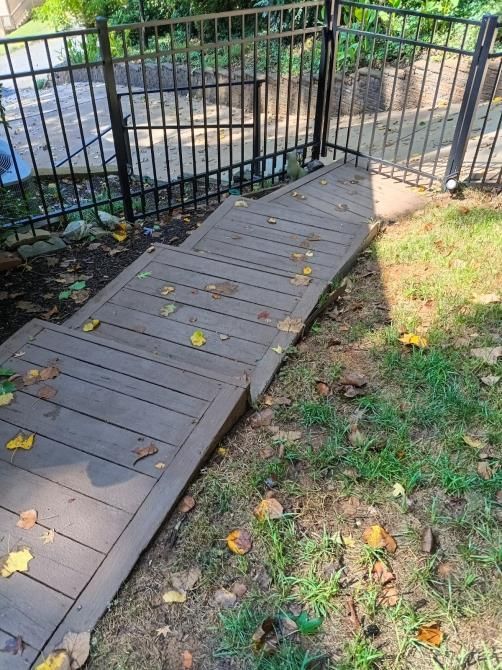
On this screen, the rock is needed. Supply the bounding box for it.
[97,210,121,230]
[89,225,109,238]
[305,159,325,173]
[0,250,22,271]
[18,236,66,259]
[4,229,52,250]
[62,220,93,241]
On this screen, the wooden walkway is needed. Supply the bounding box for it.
[0,161,423,668]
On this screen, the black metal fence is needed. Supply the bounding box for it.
[0,1,500,236]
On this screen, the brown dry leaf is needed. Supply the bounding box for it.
[277,316,303,333]
[41,305,59,320]
[421,527,436,554]
[249,408,274,429]
[339,371,368,387]
[178,495,196,513]
[171,567,201,592]
[61,630,90,669]
[471,346,502,365]
[290,274,311,286]
[477,460,493,480]
[262,395,291,407]
[23,369,40,386]
[254,498,284,521]
[268,427,302,441]
[204,281,238,296]
[251,617,279,654]
[160,285,175,296]
[378,583,399,607]
[372,561,395,585]
[17,509,37,530]
[463,433,485,449]
[343,385,366,398]
[37,385,57,400]
[347,595,361,630]
[71,289,90,305]
[155,625,173,638]
[348,423,366,448]
[259,445,275,459]
[213,588,237,608]
[316,381,331,396]
[416,623,443,647]
[132,442,158,465]
[182,650,193,669]
[226,529,253,555]
[363,525,397,553]
[41,529,55,544]
[290,252,305,262]
[39,366,60,381]
[480,375,500,386]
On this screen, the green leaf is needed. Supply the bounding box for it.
[293,612,324,636]
[58,290,72,300]
[0,380,16,395]
[160,303,176,317]
[68,280,86,291]
[137,271,152,279]
[0,368,14,377]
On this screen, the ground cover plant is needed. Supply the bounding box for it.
[88,188,501,669]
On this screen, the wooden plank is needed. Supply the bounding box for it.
[272,188,372,220]
[249,199,364,232]
[29,326,223,400]
[38,384,248,664]
[0,507,102,599]
[0,574,72,651]
[109,288,277,346]
[89,322,252,381]
[0,391,178,477]
[125,274,289,324]
[0,462,131,552]
[300,180,377,219]
[93,303,267,366]
[0,420,154,511]
[191,238,336,281]
[6,345,209,420]
[179,195,235,249]
[0,628,38,669]
[127,260,299,312]
[5,362,195,449]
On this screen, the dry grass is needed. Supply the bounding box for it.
[88,188,502,670]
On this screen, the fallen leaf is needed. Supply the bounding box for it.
[182,650,193,669]
[291,252,305,261]
[348,423,366,448]
[392,483,405,498]
[347,595,361,630]
[477,460,492,480]
[378,583,399,607]
[112,223,128,242]
[137,271,152,279]
[290,274,311,286]
[267,217,277,224]
[259,445,275,459]
[251,617,279,654]
[17,509,37,530]
[82,319,100,332]
[178,495,196,513]
[272,346,284,354]
[41,305,59,320]
[339,371,368,387]
[234,199,248,208]
[0,547,33,577]
[6,433,35,451]
[132,443,158,465]
[316,381,330,396]
[481,375,500,386]
[41,529,55,544]
[155,625,173,638]
[372,561,395,585]
[162,589,187,603]
[249,408,274,428]
[262,395,291,407]
[268,427,302,441]
[473,293,499,304]
[277,316,303,333]
[34,650,71,670]
[219,334,230,341]
[171,567,201,592]
[303,266,312,276]
[226,529,253,555]
[160,303,176,317]
[70,289,90,304]
[399,333,428,348]
[213,588,237,608]
[231,581,247,597]
[0,634,25,655]
[319,178,328,185]
[155,462,166,470]
[0,367,14,376]
[38,385,58,400]
[254,498,284,521]
[0,393,14,406]
[463,434,485,449]
[60,630,90,669]
[421,527,436,554]
[23,369,40,385]
[190,330,206,347]
[471,346,502,365]
[416,623,443,647]
[40,366,60,381]
[437,562,455,578]
[160,285,175,295]
[204,281,238,296]
[363,525,397,553]
[257,310,270,320]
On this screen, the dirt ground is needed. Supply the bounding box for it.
[83,188,501,670]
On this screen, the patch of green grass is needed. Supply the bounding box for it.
[337,635,385,670]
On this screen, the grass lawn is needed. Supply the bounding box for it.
[88,189,501,670]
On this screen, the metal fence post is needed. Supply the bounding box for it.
[96,16,134,221]
[444,13,499,185]
[312,0,335,159]
[252,80,262,177]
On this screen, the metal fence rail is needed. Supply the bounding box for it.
[0,1,500,236]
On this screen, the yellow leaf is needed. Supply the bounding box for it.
[190,330,206,347]
[362,525,397,553]
[319,179,328,185]
[23,369,40,385]
[254,498,283,521]
[17,509,37,530]
[462,434,485,449]
[161,285,175,296]
[392,483,405,498]
[416,623,443,647]
[342,535,356,548]
[6,432,35,451]
[303,266,312,276]
[35,650,71,670]
[0,393,14,406]
[162,589,187,603]
[82,319,100,332]
[226,529,253,555]
[155,462,166,470]
[112,223,128,242]
[272,346,284,354]
[493,96,502,104]
[217,447,228,456]
[398,333,428,348]
[0,547,33,577]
